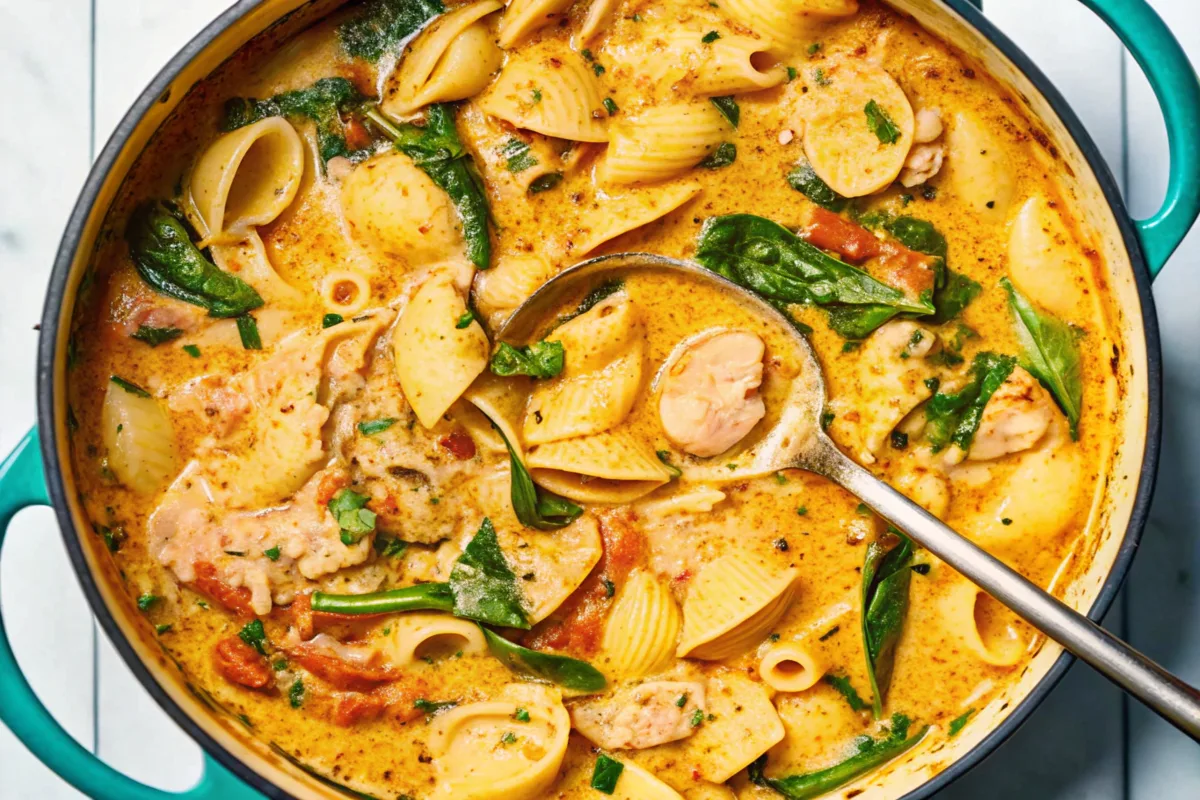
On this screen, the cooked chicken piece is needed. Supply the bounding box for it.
[900,142,945,187]
[121,294,205,337]
[968,366,1056,461]
[570,681,706,750]
[913,108,944,143]
[658,331,767,458]
[850,320,940,463]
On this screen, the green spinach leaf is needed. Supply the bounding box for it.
[924,352,1016,453]
[492,424,583,530]
[366,105,491,268]
[223,77,367,163]
[236,314,262,350]
[749,714,927,799]
[490,341,565,379]
[338,0,444,62]
[1001,278,1082,437]
[786,161,846,212]
[864,100,901,144]
[555,279,625,327]
[591,754,625,794]
[131,325,184,347]
[482,628,606,691]
[700,142,737,169]
[448,518,529,629]
[883,216,946,259]
[328,489,377,545]
[126,203,264,318]
[312,582,455,616]
[861,533,913,717]
[824,674,868,713]
[710,96,740,127]
[947,708,975,737]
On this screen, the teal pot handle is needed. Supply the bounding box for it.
[0,428,263,799]
[1080,0,1200,277]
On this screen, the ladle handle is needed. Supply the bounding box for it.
[819,443,1200,742]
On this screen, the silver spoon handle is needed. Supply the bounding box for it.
[819,444,1200,742]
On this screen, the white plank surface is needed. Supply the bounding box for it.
[0,0,1197,798]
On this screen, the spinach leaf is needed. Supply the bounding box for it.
[366,105,491,268]
[786,161,847,212]
[529,172,564,194]
[864,100,901,144]
[710,96,740,127]
[1001,278,1082,437]
[882,216,979,323]
[236,314,262,350]
[861,533,913,717]
[696,214,932,337]
[223,77,367,163]
[490,341,565,379]
[501,138,538,172]
[328,488,377,545]
[413,698,458,716]
[591,754,625,794]
[312,582,456,616]
[555,279,625,327]
[238,619,268,656]
[482,628,606,691]
[924,352,1016,453]
[884,216,946,259]
[948,708,975,737]
[126,203,264,318]
[448,518,530,629]
[110,375,151,398]
[338,0,444,62]
[929,270,982,324]
[131,325,184,347]
[493,424,583,530]
[700,142,737,169]
[824,674,868,713]
[749,714,928,799]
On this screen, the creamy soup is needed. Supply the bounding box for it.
[67,0,1117,797]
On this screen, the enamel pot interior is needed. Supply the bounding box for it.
[35,0,1161,797]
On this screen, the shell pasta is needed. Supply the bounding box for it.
[69,0,1121,797]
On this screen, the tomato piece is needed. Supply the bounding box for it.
[214,636,272,689]
[800,207,882,263]
[439,431,477,460]
[192,562,256,618]
[289,645,398,693]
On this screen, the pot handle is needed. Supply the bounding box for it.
[0,428,264,799]
[1079,0,1200,277]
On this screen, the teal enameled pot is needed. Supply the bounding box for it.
[1,0,1198,797]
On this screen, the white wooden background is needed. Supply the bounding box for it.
[0,0,1197,797]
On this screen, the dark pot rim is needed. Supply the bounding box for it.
[34,1,1163,798]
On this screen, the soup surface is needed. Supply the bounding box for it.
[68,0,1118,797]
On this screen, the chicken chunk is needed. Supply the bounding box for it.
[913,108,944,143]
[900,142,945,187]
[849,320,940,463]
[658,331,767,458]
[968,366,1056,461]
[570,681,706,750]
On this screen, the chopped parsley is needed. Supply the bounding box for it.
[263,546,281,561]
[603,97,619,115]
[328,488,377,545]
[136,593,159,611]
[109,375,150,398]
[591,754,624,794]
[238,619,268,656]
[501,138,538,173]
[515,707,531,722]
[689,708,705,727]
[322,313,343,328]
[824,674,868,712]
[288,679,305,708]
[701,30,721,43]
[236,313,262,350]
[865,100,902,144]
[357,417,398,436]
[948,708,976,737]
[182,344,201,358]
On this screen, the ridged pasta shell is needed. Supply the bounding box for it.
[395,273,490,428]
[571,181,703,256]
[721,0,858,54]
[600,569,682,678]
[527,430,674,504]
[102,380,178,495]
[799,59,914,197]
[428,684,570,799]
[383,1,504,116]
[472,254,556,327]
[603,102,732,185]
[187,116,304,245]
[658,30,788,96]
[677,551,799,659]
[383,612,488,666]
[497,0,574,48]
[479,41,608,142]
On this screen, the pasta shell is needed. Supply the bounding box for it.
[527,430,674,504]
[395,273,490,428]
[937,578,1029,667]
[102,380,177,494]
[678,551,799,659]
[383,1,504,116]
[603,101,732,185]
[499,515,602,623]
[209,230,303,306]
[570,181,703,256]
[471,254,556,329]
[604,758,685,800]
[945,110,1015,221]
[187,116,305,245]
[479,41,608,142]
[383,612,489,666]
[654,30,788,96]
[578,0,620,42]
[798,59,914,197]
[1006,194,1090,320]
[497,0,574,48]
[600,569,682,679]
[428,684,570,799]
[721,0,858,55]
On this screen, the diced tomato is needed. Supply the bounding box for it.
[192,562,256,618]
[523,510,645,657]
[344,117,372,152]
[877,241,938,298]
[333,692,389,726]
[281,593,386,641]
[314,472,351,506]
[288,645,398,693]
[439,431,477,460]
[214,636,272,689]
[800,207,882,263]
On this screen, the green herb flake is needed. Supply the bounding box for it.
[797,506,808,516]
[603,578,616,598]
[328,488,377,545]
[288,678,305,708]
[515,707,531,722]
[531,88,543,104]
[110,375,151,398]
[699,142,737,169]
[501,138,538,173]
[264,546,281,562]
[824,674,868,712]
[689,708,705,727]
[774,472,788,485]
[911,563,931,575]
[137,594,160,611]
[322,313,344,328]
[529,172,564,194]
[603,97,619,115]
[593,63,606,76]
[413,698,459,715]
[1001,517,1013,526]
[709,95,740,127]
[182,344,201,358]
[701,30,721,43]
[131,325,184,347]
[490,340,565,379]
[591,754,625,794]
[656,450,683,478]
[581,48,595,62]
[358,417,399,436]
[786,66,798,81]
[675,693,689,708]
[155,624,173,635]
[865,100,902,144]
[813,67,830,86]
[948,708,975,737]
[890,431,908,450]
[374,535,408,558]
[807,42,823,55]
[500,731,517,745]
[556,279,625,327]
[238,619,268,656]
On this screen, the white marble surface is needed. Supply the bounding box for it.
[0,0,1197,797]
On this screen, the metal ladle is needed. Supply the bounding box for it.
[499,252,1200,741]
